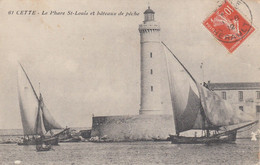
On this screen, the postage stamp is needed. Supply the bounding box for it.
[203,0,255,53]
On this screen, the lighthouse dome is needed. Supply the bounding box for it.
[144,7,155,14]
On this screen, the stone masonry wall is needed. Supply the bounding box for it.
[91,114,175,141]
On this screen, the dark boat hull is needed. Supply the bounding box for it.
[18,137,59,146]
[170,131,237,144]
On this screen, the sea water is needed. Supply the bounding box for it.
[0,139,259,164]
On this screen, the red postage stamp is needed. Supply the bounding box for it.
[203,0,255,53]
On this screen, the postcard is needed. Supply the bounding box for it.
[0,0,259,164]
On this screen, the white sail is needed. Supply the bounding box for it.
[198,85,253,127]
[17,64,39,135]
[164,44,204,134]
[39,94,62,131]
[163,42,254,134]
[18,64,62,135]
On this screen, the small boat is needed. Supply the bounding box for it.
[17,138,59,146]
[36,144,52,152]
[36,136,52,152]
[162,42,258,144]
[17,63,65,147]
[17,135,59,146]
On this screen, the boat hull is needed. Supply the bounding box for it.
[18,137,59,145]
[170,131,237,144]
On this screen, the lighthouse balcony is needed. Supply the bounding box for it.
[139,24,160,32]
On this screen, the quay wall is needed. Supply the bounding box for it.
[91,115,175,141]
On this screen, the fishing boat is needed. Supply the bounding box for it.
[162,42,258,144]
[17,63,65,147]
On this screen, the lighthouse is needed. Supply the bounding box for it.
[91,7,175,141]
[139,7,163,115]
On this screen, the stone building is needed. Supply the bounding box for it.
[207,82,260,138]
[208,82,260,116]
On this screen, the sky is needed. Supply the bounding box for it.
[0,0,259,129]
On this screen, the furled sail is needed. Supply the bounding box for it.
[162,42,254,134]
[18,64,39,135]
[39,94,62,131]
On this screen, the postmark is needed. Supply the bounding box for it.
[203,0,255,53]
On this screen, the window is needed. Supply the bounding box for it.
[150,52,152,58]
[238,91,243,101]
[151,86,153,92]
[150,69,153,74]
[239,106,244,111]
[256,106,260,113]
[222,92,226,100]
[145,13,154,21]
[257,91,260,99]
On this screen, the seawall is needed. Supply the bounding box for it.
[91,114,175,141]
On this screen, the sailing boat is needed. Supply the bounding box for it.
[162,42,258,144]
[17,63,66,148]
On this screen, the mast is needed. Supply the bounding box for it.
[19,63,39,101]
[35,99,41,136]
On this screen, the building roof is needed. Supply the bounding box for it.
[208,82,260,90]
[144,6,155,14]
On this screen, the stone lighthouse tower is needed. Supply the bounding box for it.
[139,7,163,115]
[91,7,175,141]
